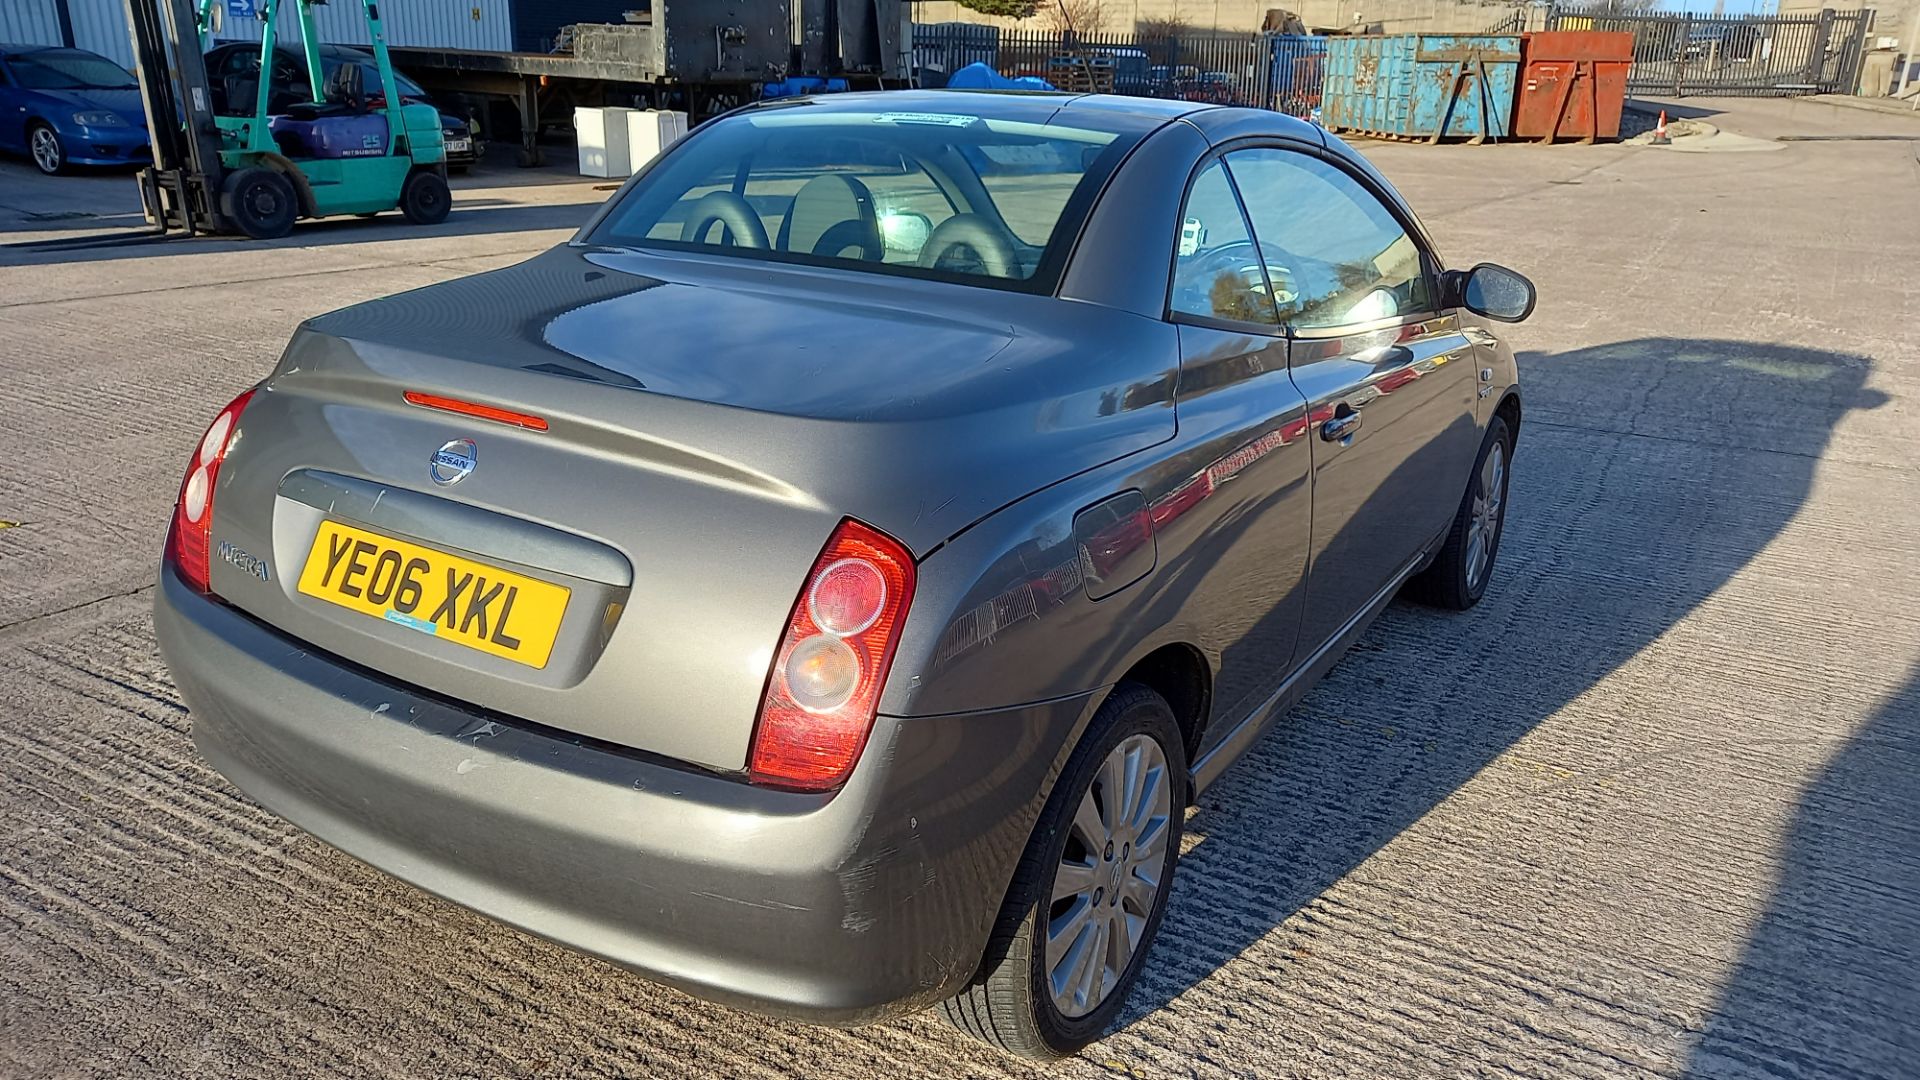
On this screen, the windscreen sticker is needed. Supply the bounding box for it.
[871,112,979,127]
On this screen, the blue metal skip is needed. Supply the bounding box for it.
[1323,34,1521,143]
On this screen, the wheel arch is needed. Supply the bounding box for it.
[1494,388,1522,446]
[252,152,318,218]
[1109,641,1213,768]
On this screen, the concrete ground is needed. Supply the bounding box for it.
[2,98,1917,1079]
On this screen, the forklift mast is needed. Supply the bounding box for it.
[126,0,228,233]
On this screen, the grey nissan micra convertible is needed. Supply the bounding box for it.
[156,90,1534,1058]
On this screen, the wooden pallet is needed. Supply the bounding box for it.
[1044,53,1116,94]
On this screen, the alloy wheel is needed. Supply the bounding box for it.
[1044,733,1171,1018]
[31,128,61,174]
[1465,440,1506,591]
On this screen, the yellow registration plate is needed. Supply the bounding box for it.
[297,521,571,669]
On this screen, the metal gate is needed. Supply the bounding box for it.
[913,27,1273,107]
[1267,34,1329,117]
[1548,7,1873,97]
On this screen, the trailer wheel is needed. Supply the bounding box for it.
[400,169,451,225]
[219,167,297,239]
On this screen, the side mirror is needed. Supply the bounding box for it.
[1445,262,1536,323]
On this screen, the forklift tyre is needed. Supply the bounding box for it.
[219,168,298,240]
[401,169,452,225]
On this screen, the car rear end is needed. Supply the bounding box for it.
[154,334,1094,1018]
[154,92,1180,1021]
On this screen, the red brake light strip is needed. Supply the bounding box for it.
[403,391,549,432]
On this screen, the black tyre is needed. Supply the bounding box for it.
[218,167,297,239]
[939,684,1187,1059]
[28,122,67,175]
[400,169,451,225]
[1406,414,1513,610]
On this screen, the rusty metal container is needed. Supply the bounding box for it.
[1514,31,1634,142]
[1322,34,1521,143]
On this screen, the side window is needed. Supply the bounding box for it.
[1168,159,1278,327]
[1224,148,1430,330]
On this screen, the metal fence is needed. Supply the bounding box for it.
[1267,35,1329,117]
[1547,7,1873,96]
[914,27,1275,109]
[914,7,1873,112]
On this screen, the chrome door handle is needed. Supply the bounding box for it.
[1322,411,1363,442]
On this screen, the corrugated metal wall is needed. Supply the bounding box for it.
[0,0,67,47]
[11,1,638,71]
[0,0,185,71]
[65,0,147,69]
[211,0,513,53]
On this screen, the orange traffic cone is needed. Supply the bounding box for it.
[1651,110,1671,145]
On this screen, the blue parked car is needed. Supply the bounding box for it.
[0,44,149,175]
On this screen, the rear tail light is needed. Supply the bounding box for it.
[165,388,256,594]
[749,519,916,792]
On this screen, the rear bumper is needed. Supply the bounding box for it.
[155,567,1089,1023]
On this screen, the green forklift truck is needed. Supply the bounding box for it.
[128,0,450,239]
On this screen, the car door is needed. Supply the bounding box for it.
[1224,146,1479,653]
[1164,155,1317,742]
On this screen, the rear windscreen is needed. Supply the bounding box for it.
[586,106,1143,292]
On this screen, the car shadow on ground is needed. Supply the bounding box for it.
[1685,662,1920,1076]
[1105,336,1889,1038]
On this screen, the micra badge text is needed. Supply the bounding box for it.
[218,541,270,582]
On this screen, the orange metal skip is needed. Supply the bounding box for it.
[1514,31,1634,142]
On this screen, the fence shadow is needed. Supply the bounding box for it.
[1108,336,1888,1038]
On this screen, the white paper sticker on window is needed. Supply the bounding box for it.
[871,112,978,127]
